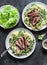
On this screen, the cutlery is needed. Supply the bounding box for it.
[0,47,10,58]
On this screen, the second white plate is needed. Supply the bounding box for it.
[22,2,47,31]
[5,28,36,59]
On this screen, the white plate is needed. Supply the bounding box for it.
[5,28,36,59]
[0,5,20,29]
[22,2,47,31]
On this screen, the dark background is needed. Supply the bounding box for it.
[0,0,47,65]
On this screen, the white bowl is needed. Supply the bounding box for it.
[0,5,20,29]
[22,2,47,31]
[5,28,36,59]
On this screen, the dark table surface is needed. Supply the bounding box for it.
[0,0,47,65]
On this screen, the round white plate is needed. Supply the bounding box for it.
[5,28,36,59]
[0,5,20,29]
[22,2,47,31]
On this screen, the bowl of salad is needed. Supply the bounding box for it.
[5,28,36,59]
[22,2,47,31]
[0,5,20,29]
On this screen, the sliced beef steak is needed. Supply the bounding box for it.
[16,41,22,49]
[27,10,40,26]
[16,46,20,54]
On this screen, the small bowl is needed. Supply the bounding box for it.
[42,39,47,50]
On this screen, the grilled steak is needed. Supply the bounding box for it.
[27,10,39,17]
[27,10,40,26]
[16,46,20,54]
[16,35,31,52]
[30,16,40,26]
[16,41,22,49]
[25,39,30,46]
[21,37,25,49]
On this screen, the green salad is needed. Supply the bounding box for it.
[9,30,34,55]
[24,4,47,30]
[0,5,19,29]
